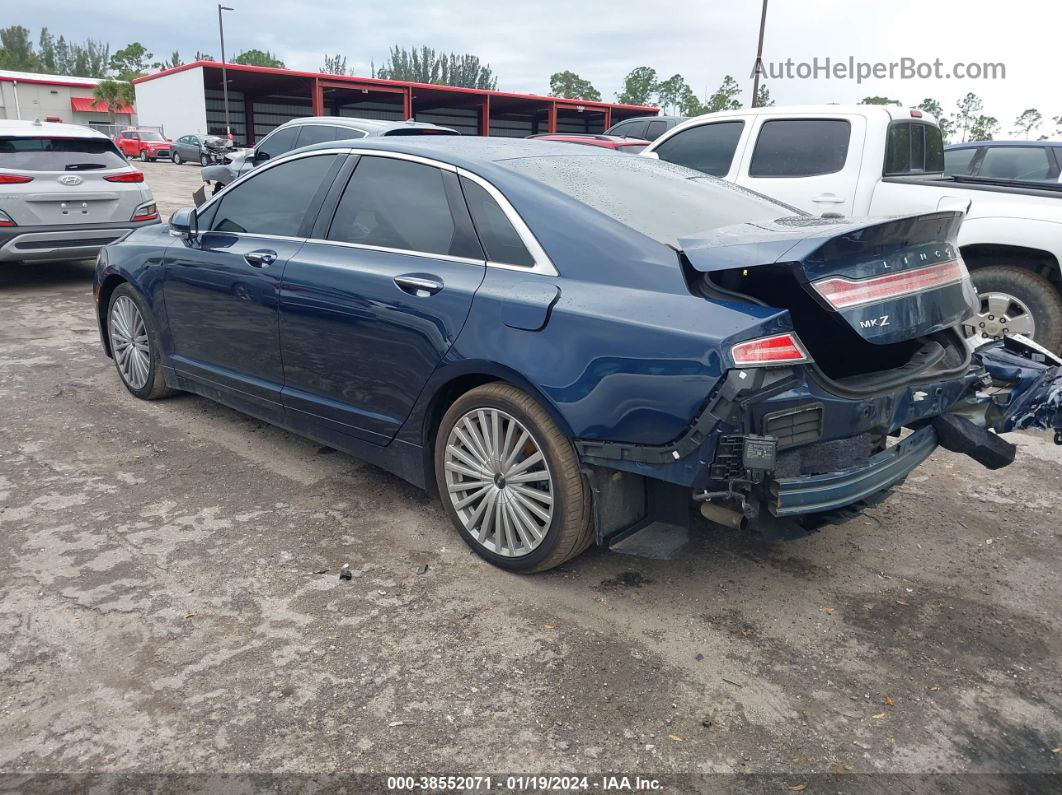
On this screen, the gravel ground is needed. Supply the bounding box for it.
[1,161,1060,787]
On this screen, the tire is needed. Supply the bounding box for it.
[200,153,210,167]
[172,151,183,165]
[965,265,1062,353]
[434,383,593,573]
[139,149,149,162]
[106,284,176,401]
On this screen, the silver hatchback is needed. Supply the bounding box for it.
[0,119,159,263]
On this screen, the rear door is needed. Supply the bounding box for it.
[0,134,147,225]
[163,151,343,418]
[279,153,486,444]
[733,115,866,216]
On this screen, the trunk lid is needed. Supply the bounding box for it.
[680,211,977,345]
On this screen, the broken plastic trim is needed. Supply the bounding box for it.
[575,368,800,465]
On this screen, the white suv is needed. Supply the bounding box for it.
[0,119,159,263]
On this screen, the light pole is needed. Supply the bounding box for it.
[218,4,234,139]
[751,0,768,108]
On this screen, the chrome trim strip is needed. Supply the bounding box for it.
[300,238,485,267]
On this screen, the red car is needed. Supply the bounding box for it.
[115,129,172,162]
[527,134,650,153]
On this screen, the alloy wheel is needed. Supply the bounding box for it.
[962,291,1036,341]
[109,295,151,390]
[443,408,554,558]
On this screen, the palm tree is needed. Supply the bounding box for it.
[91,79,136,125]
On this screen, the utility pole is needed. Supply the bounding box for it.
[218,5,234,139]
[751,0,768,108]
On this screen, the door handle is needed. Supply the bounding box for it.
[811,193,845,204]
[394,275,443,296]
[244,249,277,268]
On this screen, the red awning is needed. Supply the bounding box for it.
[71,97,135,114]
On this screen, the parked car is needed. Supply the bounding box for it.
[171,134,233,167]
[527,134,651,153]
[643,105,1062,352]
[115,129,172,161]
[94,138,1062,572]
[0,119,159,263]
[945,140,1062,185]
[200,116,458,194]
[605,115,686,141]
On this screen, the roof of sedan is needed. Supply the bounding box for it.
[304,135,615,166]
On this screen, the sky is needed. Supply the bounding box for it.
[12,0,1062,138]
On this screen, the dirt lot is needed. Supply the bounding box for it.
[1,161,1061,786]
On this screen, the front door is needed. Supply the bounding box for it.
[279,154,486,444]
[163,152,342,419]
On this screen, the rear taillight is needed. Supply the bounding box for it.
[0,174,34,184]
[812,259,968,310]
[0,210,16,227]
[131,201,158,222]
[105,172,145,183]
[731,333,811,367]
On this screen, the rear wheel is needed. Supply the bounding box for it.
[172,151,183,165]
[107,284,175,400]
[962,265,1062,353]
[434,383,592,573]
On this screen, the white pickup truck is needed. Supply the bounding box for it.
[642,105,1062,351]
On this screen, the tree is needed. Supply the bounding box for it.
[548,70,601,101]
[860,96,902,106]
[92,78,135,124]
[953,92,984,143]
[232,49,285,68]
[194,51,215,62]
[969,114,999,141]
[153,50,182,71]
[0,25,37,71]
[654,74,689,114]
[1055,114,1062,135]
[37,28,57,74]
[754,83,774,108]
[110,42,153,79]
[1013,108,1042,139]
[616,66,657,106]
[678,85,706,116]
[374,46,497,89]
[705,75,742,113]
[322,53,350,76]
[915,98,953,140]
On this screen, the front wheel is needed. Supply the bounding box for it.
[139,149,149,162]
[107,284,176,400]
[434,383,592,573]
[962,265,1062,353]
[200,153,210,167]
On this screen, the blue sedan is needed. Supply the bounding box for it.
[93,137,1062,571]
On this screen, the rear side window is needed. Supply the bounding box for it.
[295,125,338,148]
[460,177,534,267]
[885,122,945,175]
[645,120,668,140]
[211,154,338,236]
[944,147,978,176]
[978,147,1054,181]
[383,127,459,137]
[653,121,744,177]
[332,127,366,141]
[327,156,479,258]
[256,126,299,161]
[0,136,127,171]
[750,119,850,177]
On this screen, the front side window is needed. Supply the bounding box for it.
[327,156,480,259]
[0,136,127,171]
[460,177,534,267]
[978,147,1054,181]
[211,154,338,236]
[256,126,299,161]
[653,121,745,177]
[749,119,851,177]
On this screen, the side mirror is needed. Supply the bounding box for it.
[169,207,197,238]
[253,149,269,164]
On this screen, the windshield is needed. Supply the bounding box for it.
[502,154,804,245]
[0,136,128,171]
[137,131,166,142]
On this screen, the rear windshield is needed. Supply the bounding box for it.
[503,154,802,246]
[884,122,945,175]
[0,136,127,171]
